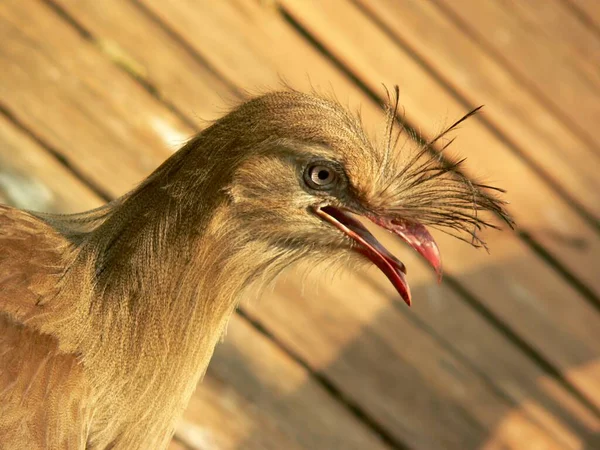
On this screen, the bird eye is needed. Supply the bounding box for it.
[304,163,338,190]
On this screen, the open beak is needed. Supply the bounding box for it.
[314,206,442,306]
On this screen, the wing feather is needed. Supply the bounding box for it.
[0,205,90,448]
[0,205,72,323]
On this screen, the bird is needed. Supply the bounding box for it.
[0,87,512,449]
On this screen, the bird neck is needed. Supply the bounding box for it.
[48,140,282,447]
[75,205,273,446]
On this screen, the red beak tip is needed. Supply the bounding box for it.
[401,280,412,307]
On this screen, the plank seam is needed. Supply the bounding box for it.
[559,0,600,44]
[42,0,209,132]
[518,228,600,316]
[0,103,113,204]
[128,0,243,98]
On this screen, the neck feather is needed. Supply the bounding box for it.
[41,134,289,448]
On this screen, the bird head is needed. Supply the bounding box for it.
[178,88,512,305]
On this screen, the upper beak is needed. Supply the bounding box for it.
[314,206,442,306]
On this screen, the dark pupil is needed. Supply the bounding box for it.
[317,169,330,180]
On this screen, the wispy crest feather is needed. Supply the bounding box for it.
[378,85,514,249]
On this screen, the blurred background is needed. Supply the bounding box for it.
[1,0,599,448]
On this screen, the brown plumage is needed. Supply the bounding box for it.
[0,88,512,449]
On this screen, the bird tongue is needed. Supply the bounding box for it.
[367,215,443,282]
[316,207,442,306]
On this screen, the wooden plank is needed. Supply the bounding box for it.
[48,0,238,126]
[1,0,598,447]
[188,318,390,450]
[503,0,600,78]
[139,0,600,405]
[247,284,571,449]
[130,0,380,106]
[431,0,600,149]
[0,114,103,213]
[0,118,388,450]
[0,0,192,198]
[246,269,600,449]
[352,0,600,222]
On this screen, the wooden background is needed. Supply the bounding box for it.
[1,0,599,448]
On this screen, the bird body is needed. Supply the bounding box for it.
[0,90,511,449]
